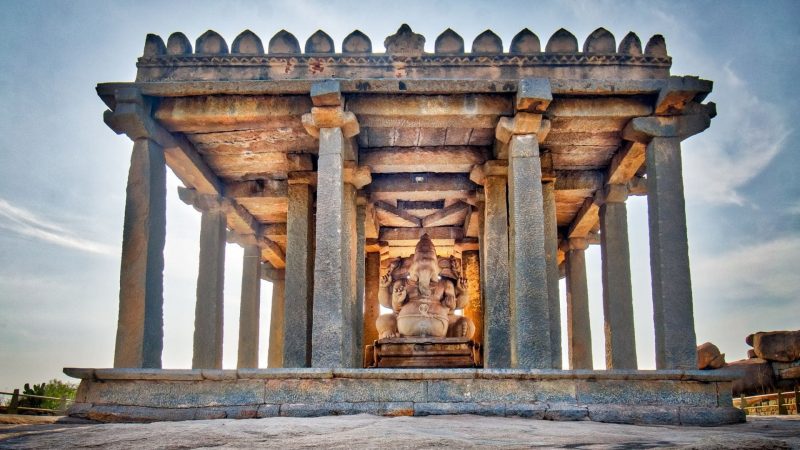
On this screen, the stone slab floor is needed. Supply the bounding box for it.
[1,414,798,449]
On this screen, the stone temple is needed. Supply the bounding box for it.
[65,25,743,425]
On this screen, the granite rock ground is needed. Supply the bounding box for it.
[0,414,798,449]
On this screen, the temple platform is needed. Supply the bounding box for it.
[63,368,744,426]
[367,337,481,368]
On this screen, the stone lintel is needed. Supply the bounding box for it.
[302,107,359,138]
[260,263,285,282]
[516,78,553,113]
[655,76,713,115]
[288,170,318,187]
[226,230,258,247]
[622,104,715,143]
[310,79,343,107]
[567,190,602,238]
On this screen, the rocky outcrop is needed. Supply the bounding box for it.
[747,330,800,362]
[728,329,800,396]
[696,342,725,370]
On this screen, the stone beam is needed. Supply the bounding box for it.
[606,141,646,185]
[153,95,312,133]
[369,173,476,202]
[622,103,715,143]
[654,76,713,115]
[546,97,653,118]
[567,191,602,238]
[347,94,512,129]
[379,226,464,246]
[374,201,421,228]
[360,146,489,173]
[421,201,471,228]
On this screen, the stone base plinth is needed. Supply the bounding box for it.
[368,337,480,368]
[63,367,744,426]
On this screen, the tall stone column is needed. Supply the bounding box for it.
[566,237,592,370]
[461,250,483,348]
[600,184,637,369]
[482,168,511,368]
[237,244,261,369]
[283,173,315,367]
[362,251,381,349]
[354,200,367,365]
[542,181,562,369]
[114,138,166,368]
[267,268,286,368]
[303,80,362,368]
[191,203,227,370]
[507,134,551,369]
[622,103,714,369]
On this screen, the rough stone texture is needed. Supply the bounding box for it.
[566,245,593,370]
[362,252,381,353]
[482,175,510,368]
[268,277,285,368]
[341,182,359,367]
[542,181,561,369]
[284,182,314,367]
[115,138,166,369]
[192,208,226,370]
[311,128,349,368]
[507,135,551,369]
[461,250,483,349]
[697,342,726,370]
[749,330,800,362]
[236,244,261,368]
[647,137,697,369]
[600,197,638,369]
[354,203,366,365]
[729,358,778,396]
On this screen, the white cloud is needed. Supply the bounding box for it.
[0,197,116,255]
[692,235,800,304]
[683,65,791,206]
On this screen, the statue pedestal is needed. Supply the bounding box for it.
[366,337,481,368]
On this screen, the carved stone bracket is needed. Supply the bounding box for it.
[623,102,716,143]
[344,162,372,189]
[177,186,228,213]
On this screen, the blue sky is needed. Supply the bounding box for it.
[1,0,798,391]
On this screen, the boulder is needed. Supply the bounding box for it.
[728,358,776,396]
[748,330,800,362]
[747,349,757,359]
[696,342,726,370]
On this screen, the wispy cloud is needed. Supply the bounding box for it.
[683,63,792,206]
[692,235,800,305]
[0,197,116,255]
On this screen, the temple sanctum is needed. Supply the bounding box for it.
[65,25,743,425]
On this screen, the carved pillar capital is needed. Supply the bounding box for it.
[343,161,372,189]
[568,237,589,251]
[177,187,228,213]
[603,183,629,204]
[469,160,508,185]
[301,80,360,138]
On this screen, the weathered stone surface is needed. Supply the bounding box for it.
[363,252,381,351]
[508,136,551,369]
[268,30,300,54]
[618,32,642,55]
[342,30,371,53]
[192,208,226,370]
[696,342,726,370]
[263,379,426,403]
[471,30,502,53]
[600,193,637,369]
[434,29,464,54]
[588,404,680,425]
[516,78,552,113]
[268,277,286,368]
[583,28,615,54]
[115,139,166,369]
[748,330,800,362]
[195,30,228,54]
[546,28,578,53]
[543,404,588,421]
[284,182,314,367]
[646,137,696,370]
[543,182,561,369]
[384,24,424,56]
[566,240,592,370]
[143,34,165,57]
[231,30,263,54]
[645,34,667,57]
[237,245,261,369]
[729,358,778,396]
[482,174,510,368]
[575,380,719,407]
[427,379,574,404]
[510,28,540,53]
[678,407,745,427]
[166,32,192,55]
[305,30,334,53]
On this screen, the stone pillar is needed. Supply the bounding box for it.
[354,200,367,364]
[461,250,483,347]
[362,251,381,348]
[267,269,286,368]
[566,237,592,370]
[482,169,511,368]
[311,128,349,367]
[304,80,363,368]
[283,175,315,367]
[599,184,638,369]
[507,135,551,369]
[237,244,261,369]
[191,205,227,369]
[647,137,697,369]
[622,105,713,370]
[114,138,166,368]
[543,181,562,369]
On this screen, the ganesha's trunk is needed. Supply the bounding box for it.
[417,267,434,297]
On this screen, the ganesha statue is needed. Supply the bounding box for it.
[375,233,475,340]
